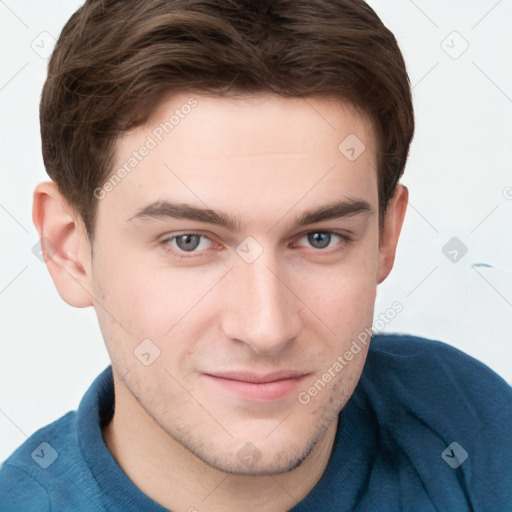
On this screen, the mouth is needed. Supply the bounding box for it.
[202,370,310,402]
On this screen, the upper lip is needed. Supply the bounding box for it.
[204,370,309,384]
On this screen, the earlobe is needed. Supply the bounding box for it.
[32,180,94,308]
[376,184,408,285]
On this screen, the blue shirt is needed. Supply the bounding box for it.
[1,333,511,511]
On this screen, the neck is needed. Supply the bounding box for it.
[102,375,338,512]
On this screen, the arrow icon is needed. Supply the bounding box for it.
[440,31,469,60]
[441,441,468,468]
[338,134,365,161]
[442,237,468,263]
[31,442,58,468]
[134,339,161,366]
[237,442,262,466]
[34,449,45,458]
[236,236,263,263]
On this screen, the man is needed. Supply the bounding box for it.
[1,0,510,510]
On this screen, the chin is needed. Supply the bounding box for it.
[185,425,325,476]
[206,446,310,476]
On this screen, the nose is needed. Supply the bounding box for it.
[220,248,302,355]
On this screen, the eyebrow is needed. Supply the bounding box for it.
[126,197,373,232]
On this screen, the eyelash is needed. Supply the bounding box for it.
[160,230,352,259]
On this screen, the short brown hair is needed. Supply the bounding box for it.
[40,0,414,243]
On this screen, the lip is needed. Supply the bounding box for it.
[203,370,310,401]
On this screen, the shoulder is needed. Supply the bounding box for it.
[367,332,512,393]
[0,411,76,512]
[364,332,512,418]
[0,463,51,511]
[359,332,512,506]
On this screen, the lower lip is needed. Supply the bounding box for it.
[204,375,308,401]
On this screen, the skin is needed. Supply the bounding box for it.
[32,93,408,512]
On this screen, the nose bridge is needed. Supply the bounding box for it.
[222,246,301,353]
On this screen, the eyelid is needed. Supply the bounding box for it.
[160,229,352,259]
[160,231,216,257]
[291,230,352,251]
[292,228,352,242]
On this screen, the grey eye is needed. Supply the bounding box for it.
[307,232,333,249]
[175,234,202,252]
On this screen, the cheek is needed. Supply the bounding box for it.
[92,242,177,331]
[297,241,378,333]
[99,264,227,359]
[92,225,379,345]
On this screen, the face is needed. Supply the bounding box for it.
[88,93,382,474]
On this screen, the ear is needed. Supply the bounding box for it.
[32,180,94,308]
[376,184,408,284]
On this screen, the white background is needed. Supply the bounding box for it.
[1,0,511,463]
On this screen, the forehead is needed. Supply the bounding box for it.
[98,93,378,228]
[141,92,377,160]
